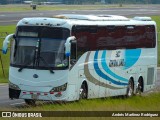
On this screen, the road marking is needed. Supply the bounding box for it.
[10,102,25,106]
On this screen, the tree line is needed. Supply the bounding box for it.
[1,0,160,5]
[66,0,160,4]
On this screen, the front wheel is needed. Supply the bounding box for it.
[24,99,36,106]
[126,79,134,97]
[79,83,88,100]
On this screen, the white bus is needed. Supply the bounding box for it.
[2,14,157,105]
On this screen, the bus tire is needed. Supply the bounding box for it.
[136,77,143,95]
[79,82,88,100]
[126,79,134,97]
[24,99,36,106]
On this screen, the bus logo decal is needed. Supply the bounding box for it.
[101,50,128,82]
[116,51,121,57]
[94,51,128,86]
[109,59,125,67]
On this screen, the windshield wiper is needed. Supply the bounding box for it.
[18,60,32,72]
[39,56,54,74]
[18,57,54,74]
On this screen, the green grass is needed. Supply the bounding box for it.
[27,93,160,111]
[0,16,160,83]
[22,93,160,111]
[0,4,129,12]
[0,25,16,33]
[0,5,118,12]
[0,25,15,83]
[0,92,160,119]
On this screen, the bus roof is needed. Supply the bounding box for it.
[54,14,129,21]
[17,14,156,27]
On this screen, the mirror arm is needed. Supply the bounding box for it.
[65,36,76,57]
[2,34,14,54]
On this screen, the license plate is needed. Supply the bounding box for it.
[31,94,39,99]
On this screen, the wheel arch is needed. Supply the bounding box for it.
[79,80,88,99]
[81,80,88,94]
[129,76,135,91]
[126,76,135,97]
[138,76,144,92]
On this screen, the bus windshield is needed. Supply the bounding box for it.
[11,26,70,70]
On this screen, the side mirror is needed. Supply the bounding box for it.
[65,36,76,57]
[2,34,14,54]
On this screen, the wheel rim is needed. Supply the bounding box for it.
[80,84,87,99]
[137,84,142,94]
[127,81,133,97]
[137,79,142,95]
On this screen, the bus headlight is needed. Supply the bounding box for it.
[9,82,20,90]
[50,83,67,92]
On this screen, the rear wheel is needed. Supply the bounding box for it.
[79,83,88,99]
[126,79,134,97]
[24,99,36,106]
[136,78,143,95]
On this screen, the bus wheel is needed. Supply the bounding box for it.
[24,99,36,106]
[126,79,134,97]
[136,77,143,95]
[79,83,88,99]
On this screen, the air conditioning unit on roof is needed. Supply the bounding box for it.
[133,16,152,21]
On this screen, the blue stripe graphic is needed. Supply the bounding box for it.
[124,49,141,69]
[101,51,128,82]
[94,51,128,86]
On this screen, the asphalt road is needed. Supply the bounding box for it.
[0,69,160,108]
[0,5,160,25]
[0,85,25,107]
